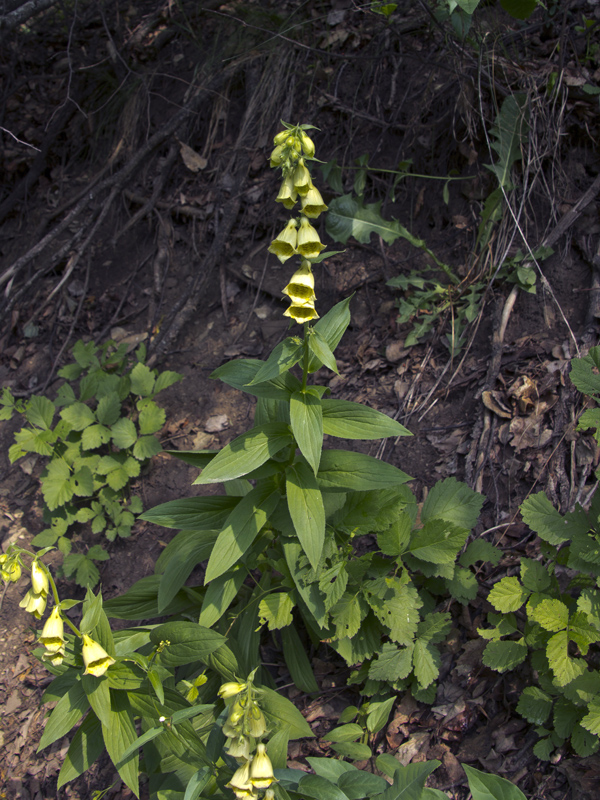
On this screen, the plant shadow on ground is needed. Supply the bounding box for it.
[1,0,600,798]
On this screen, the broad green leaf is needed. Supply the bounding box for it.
[321,723,363,742]
[421,477,483,530]
[456,0,480,12]
[499,0,537,18]
[290,389,323,475]
[307,297,352,373]
[546,630,587,686]
[307,328,339,374]
[488,576,529,613]
[377,512,412,556]
[129,362,155,396]
[416,612,452,644]
[101,691,139,797]
[306,757,357,781]
[531,598,568,632]
[407,519,468,564]
[95,393,121,426]
[286,461,326,570]
[259,685,314,739]
[26,395,55,429]
[516,687,553,726]
[194,423,292,485]
[520,492,571,545]
[133,435,162,460]
[80,588,104,634]
[140,496,238,529]
[412,640,440,688]
[368,642,414,682]
[150,621,226,667]
[248,338,304,385]
[482,639,528,673]
[60,402,96,431]
[258,592,295,630]
[57,711,104,789]
[139,400,166,435]
[38,679,89,750]
[111,417,138,449]
[199,566,246,628]
[41,459,74,510]
[281,624,319,694]
[553,696,580,738]
[322,399,411,440]
[486,94,529,189]
[317,449,411,491]
[463,764,527,800]
[204,483,280,583]
[298,774,350,800]
[82,424,112,449]
[338,771,388,799]
[72,466,94,497]
[330,742,372,760]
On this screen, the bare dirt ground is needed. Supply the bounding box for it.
[1,0,600,798]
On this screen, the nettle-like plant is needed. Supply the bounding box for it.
[479,347,600,759]
[107,124,491,705]
[1,338,182,586]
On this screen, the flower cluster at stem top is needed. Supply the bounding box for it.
[219,679,276,800]
[268,123,328,324]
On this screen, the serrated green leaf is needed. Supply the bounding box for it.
[412,639,440,688]
[421,477,484,531]
[533,737,554,761]
[258,592,295,630]
[553,696,581,739]
[366,577,421,645]
[330,592,367,640]
[460,539,502,567]
[482,639,528,673]
[488,576,529,613]
[408,519,468,564]
[445,564,479,603]
[154,370,183,394]
[133,435,162,460]
[571,722,600,757]
[60,402,96,431]
[569,610,600,654]
[81,424,112,449]
[530,598,568,631]
[516,687,553,726]
[416,612,452,645]
[547,630,587,686]
[95,393,121,426]
[520,492,571,545]
[129,362,155,396]
[111,417,137,449]
[138,400,166,435]
[72,466,94,497]
[368,642,413,683]
[41,459,74,510]
[520,558,551,592]
[377,512,412,556]
[26,395,55,429]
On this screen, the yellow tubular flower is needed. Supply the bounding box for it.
[284,303,319,324]
[300,184,328,219]
[249,743,275,789]
[226,734,251,762]
[275,173,297,209]
[82,634,116,677]
[283,261,316,305]
[297,216,325,259]
[226,761,256,800]
[39,606,65,653]
[42,647,65,667]
[19,589,47,619]
[31,560,49,595]
[268,219,298,263]
[293,159,312,195]
[244,702,268,738]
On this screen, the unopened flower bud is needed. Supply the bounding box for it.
[250,743,275,789]
[268,219,298,263]
[39,606,65,653]
[270,145,285,167]
[0,555,21,583]
[218,681,247,699]
[297,216,325,260]
[300,131,315,158]
[82,634,116,677]
[273,129,289,146]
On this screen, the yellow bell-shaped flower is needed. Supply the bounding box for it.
[19,588,47,619]
[297,216,325,259]
[249,743,276,790]
[275,173,297,210]
[42,647,65,667]
[243,702,268,738]
[39,606,65,653]
[284,303,319,324]
[82,634,116,677]
[31,560,49,596]
[226,761,256,800]
[268,219,298,263]
[283,261,316,305]
[293,159,312,195]
[226,734,251,762]
[300,185,328,219]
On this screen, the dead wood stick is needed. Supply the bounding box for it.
[0,0,60,41]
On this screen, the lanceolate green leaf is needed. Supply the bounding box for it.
[199,566,246,628]
[101,691,139,797]
[286,461,326,570]
[317,450,411,491]
[290,390,323,475]
[157,530,219,612]
[57,711,104,789]
[38,679,90,751]
[281,624,319,694]
[463,764,528,800]
[248,338,304,385]
[194,423,292,485]
[322,399,411,440]
[82,674,112,729]
[140,496,239,530]
[307,297,352,373]
[307,329,339,374]
[204,483,280,582]
[211,358,302,400]
[259,685,314,739]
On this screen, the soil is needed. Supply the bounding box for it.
[1,1,600,798]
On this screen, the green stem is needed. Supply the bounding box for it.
[301,325,310,391]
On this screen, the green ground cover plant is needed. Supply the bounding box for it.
[0,338,182,586]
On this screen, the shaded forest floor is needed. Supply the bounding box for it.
[1,0,600,798]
